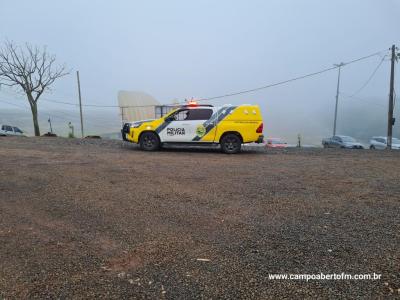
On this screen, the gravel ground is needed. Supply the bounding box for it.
[0,137,399,299]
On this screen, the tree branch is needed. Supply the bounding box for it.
[0,41,69,103]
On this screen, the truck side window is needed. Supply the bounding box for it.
[174,110,189,121]
[186,109,213,120]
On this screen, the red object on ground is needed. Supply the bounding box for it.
[266,138,288,148]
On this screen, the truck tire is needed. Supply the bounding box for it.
[139,132,160,151]
[220,134,241,154]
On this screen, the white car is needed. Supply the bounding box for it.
[322,135,364,149]
[369,136,400,150]
[0,125,25,136]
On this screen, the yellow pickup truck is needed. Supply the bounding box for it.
[122,103,264,154]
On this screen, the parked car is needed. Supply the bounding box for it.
[322,135,364,149]
[369,136,400,150]
[0,125,25,136]
[266,138,288,148]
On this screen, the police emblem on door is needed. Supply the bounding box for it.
[196,124,206,137]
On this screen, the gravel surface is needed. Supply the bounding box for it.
[0,137,399,299]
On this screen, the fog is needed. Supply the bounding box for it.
[1,0,399,143]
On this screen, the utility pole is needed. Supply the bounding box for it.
[387,45,397,149]
[76,71,84,138]
[333,62,345,136]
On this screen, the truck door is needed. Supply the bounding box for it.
[159,108,214,142]
[191,107,219,142]
[183,108,214,142]
[159,109,190,142]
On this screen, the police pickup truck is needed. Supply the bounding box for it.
[122,103,264,154]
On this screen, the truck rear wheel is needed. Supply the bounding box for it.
[220,134,241,154]
[139,132,160,151]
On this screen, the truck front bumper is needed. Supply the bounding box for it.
[121,126,135,142]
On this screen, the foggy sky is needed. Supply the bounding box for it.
[1,0,399,141]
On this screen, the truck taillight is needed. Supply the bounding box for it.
[256,123,263,133]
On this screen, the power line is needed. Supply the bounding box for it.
[0,98,28,109]
[40,98,148,108]
[340,92,386,109]
[0,89,120,108]
[0,48,389,108]
[10,94,156,108]
[0,100,83,130]
[0,97,119,131]
[0,89,152,109]
[348,55,386,97]
[30,49,386,106]
[0,91,103,110]
[197,50,387,102]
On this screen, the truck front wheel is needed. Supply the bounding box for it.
[139,132,160,151]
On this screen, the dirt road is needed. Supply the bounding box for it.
[0,137,399,298]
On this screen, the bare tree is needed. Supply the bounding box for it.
[0,41,68,136]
